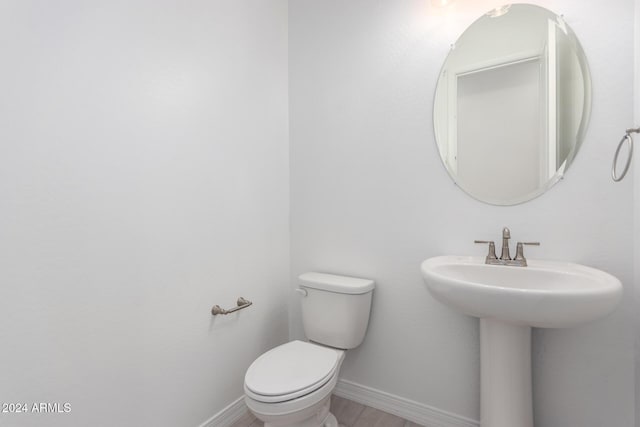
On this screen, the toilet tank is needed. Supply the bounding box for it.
[298,272,375,350]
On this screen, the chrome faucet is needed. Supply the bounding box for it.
[475,227,539,267]
[500,227,511,261]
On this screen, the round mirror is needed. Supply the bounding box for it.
[433,4,591,205]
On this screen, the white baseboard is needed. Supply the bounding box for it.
[198,395,247,427]
[333,379,479,427]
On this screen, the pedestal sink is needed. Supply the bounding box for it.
[421,256,622,427]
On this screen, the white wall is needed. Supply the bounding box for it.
[634,1,640,425]
[289,0,636,425]
[0,1,289,426]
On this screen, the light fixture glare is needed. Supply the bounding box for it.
[432,0,454,8]
[487,4,511,18]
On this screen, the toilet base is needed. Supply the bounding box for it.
[250,394,338,427]
[262,412,337,427]
[263,412,337,427]
[263,411,338,427]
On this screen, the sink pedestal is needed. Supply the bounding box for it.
[480,319,532,427]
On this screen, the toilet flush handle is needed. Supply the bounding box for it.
[295,288,308,297]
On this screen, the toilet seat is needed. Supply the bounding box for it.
[244,340,343,404]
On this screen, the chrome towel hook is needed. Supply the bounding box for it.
[612,127,639,182]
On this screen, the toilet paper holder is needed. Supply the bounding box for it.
[211,297,253,315]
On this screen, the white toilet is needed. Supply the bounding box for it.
[244,272,375,427]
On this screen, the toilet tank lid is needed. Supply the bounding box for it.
[299,272,375,295]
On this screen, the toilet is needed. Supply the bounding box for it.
[244,272,375,427]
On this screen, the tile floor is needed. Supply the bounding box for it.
[230,395,424,427]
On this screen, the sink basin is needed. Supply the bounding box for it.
[420,255,623,427]
[421,255,622,328]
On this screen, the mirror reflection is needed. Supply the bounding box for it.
[433,4,591,205]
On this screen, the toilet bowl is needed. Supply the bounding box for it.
[243,272,375,427]
[244,340,345,427]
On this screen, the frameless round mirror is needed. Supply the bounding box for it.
[433,4,591,205]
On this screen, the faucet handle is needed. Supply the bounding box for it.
[502,227,511,239]
[514,241,540,264]
[475,240,498,262]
